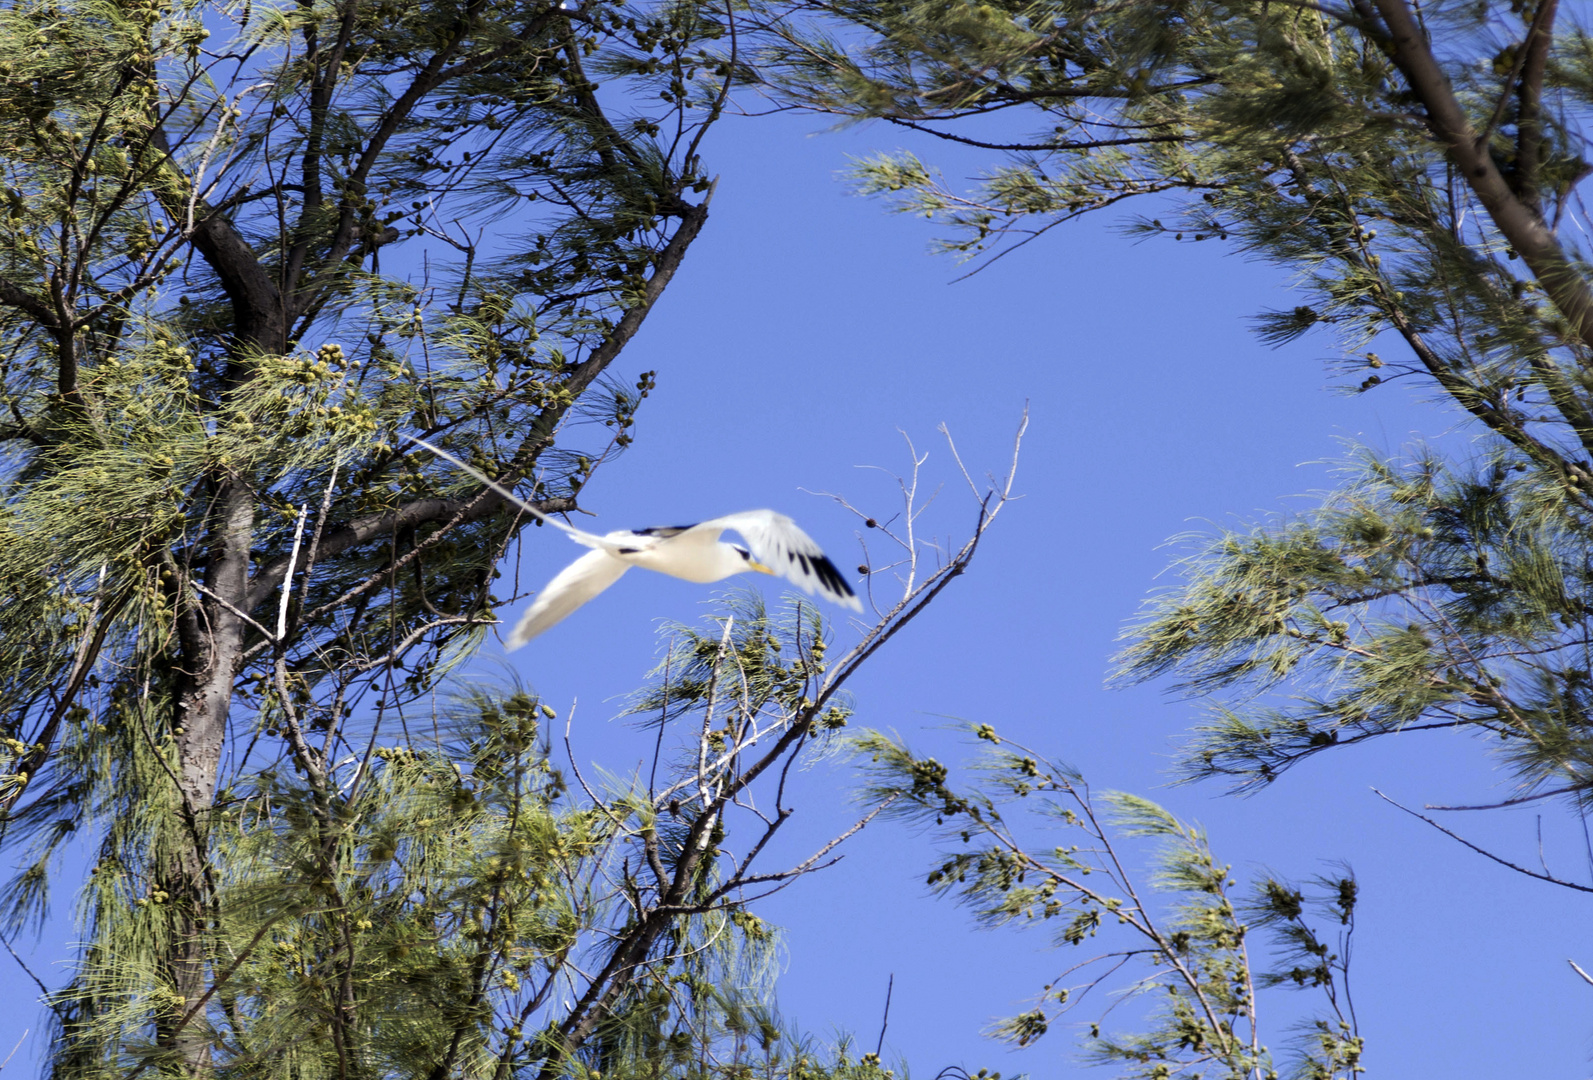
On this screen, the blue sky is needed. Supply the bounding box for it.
[504,110,1590,1077]
[4,108,1590,1077]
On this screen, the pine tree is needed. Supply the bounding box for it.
[0,0,730,1070]
[852,725,1365,1080]
[751,0,1593,885]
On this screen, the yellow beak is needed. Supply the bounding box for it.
[748,560,777,575]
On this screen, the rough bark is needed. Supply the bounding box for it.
[159,477,257,1076]
[1363,0,1593,349]
[175,480,257,812]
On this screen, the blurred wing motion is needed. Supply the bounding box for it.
[701,511,863,612]
[505,550,630,649]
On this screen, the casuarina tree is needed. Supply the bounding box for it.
[0,0,735,1069]
[751,0,1593,889]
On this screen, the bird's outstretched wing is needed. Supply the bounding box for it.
[507,549,630,648]
[703,510,863,611]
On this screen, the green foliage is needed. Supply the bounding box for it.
[0,436,1017,1079]
[751,0,1593,883]
[0,0,751,1070]
[0,0,732,822]
[26,608,849,1080]
[54,691,578,1078]
[629,589,850,739]
[35,683,856,1080]
[0,124,1020,1068]
[1118,445,1593,805]
[852,726,1363,1080]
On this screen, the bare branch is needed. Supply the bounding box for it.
[1373,788,1593,893]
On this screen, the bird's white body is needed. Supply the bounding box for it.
[402,436,862,648]
[600,526,752,582]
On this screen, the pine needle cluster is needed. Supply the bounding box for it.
[850,725,1363,1080]
[0,0,749,1070]
[1119,446,1593,804]
[1,391,1023,1079]
[749,0,1593,881]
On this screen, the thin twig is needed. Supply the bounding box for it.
[0,1028,27,1071]
[1,934,54,1009]
[297,456,341,598]
[875,973,894,1057]
[190,581,278,642]
[697,617,735,809]
[1426,784,1579,811]
[1373,788,1593,893]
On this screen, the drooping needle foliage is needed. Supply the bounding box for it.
[750,0,1593,881]
[0,0,743,1068]
[0,122,1027,1080]
[851,726,1363,1080]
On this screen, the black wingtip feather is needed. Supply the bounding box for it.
[812,553,854,598]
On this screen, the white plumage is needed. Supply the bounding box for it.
[405,437,863,647]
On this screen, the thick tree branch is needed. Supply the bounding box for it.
[283,0,372,297]
[176,481,257,812]
[0,276,61,328]
[150,129,286,353]
[1363,0,1593,349]
[566,195,711,395]
[1514,0,1557,216]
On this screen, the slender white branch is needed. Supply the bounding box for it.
[277,504,309,642]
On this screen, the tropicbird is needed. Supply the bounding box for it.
[406,437,863,647]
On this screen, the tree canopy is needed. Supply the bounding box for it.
[0,0,742,1070]
[752,0,1593,881]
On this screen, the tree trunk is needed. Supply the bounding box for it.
[158,476,256,1075]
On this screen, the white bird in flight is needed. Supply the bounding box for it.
[407,437,863,647]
